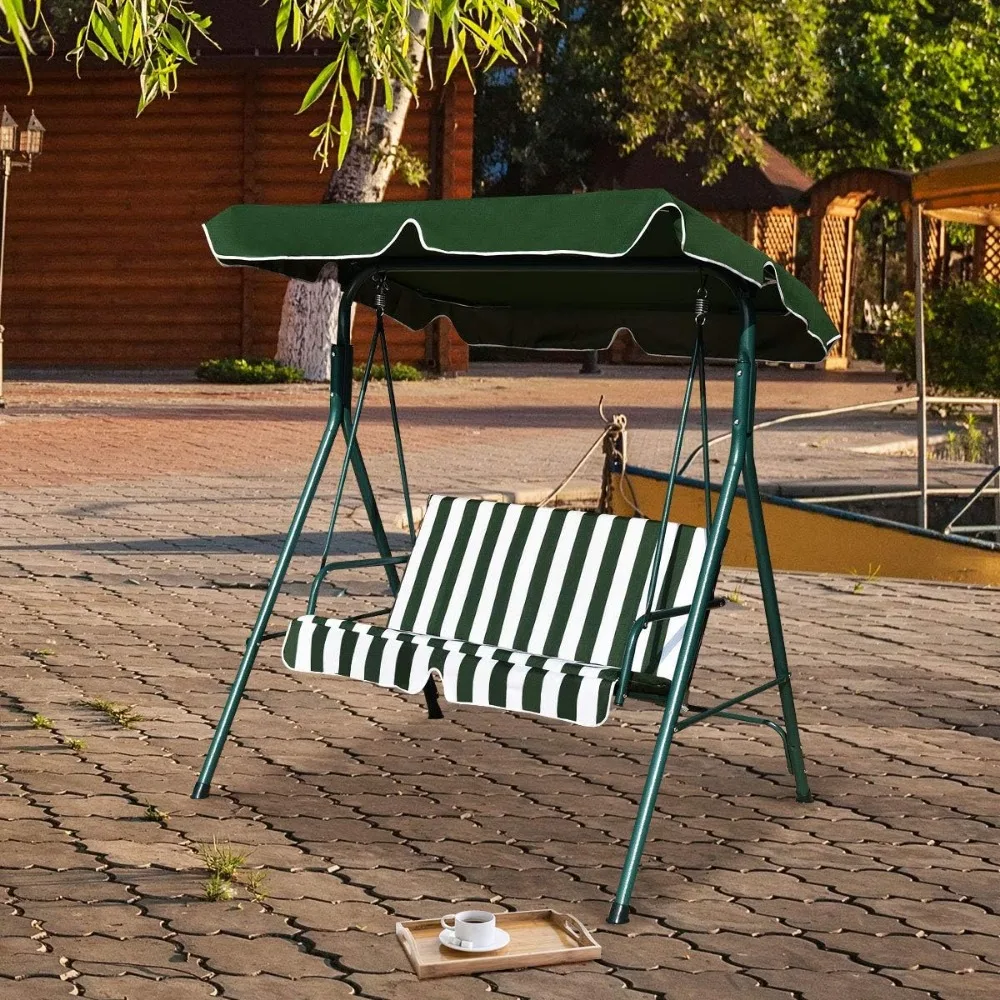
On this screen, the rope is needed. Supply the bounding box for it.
[540,396,641,513]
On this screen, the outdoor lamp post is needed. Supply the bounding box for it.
[0,107,45,409]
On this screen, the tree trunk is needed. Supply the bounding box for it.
[275,12,430,380]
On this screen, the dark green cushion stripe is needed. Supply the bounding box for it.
[574,515,630,663]
[513,508,569,651]
[424,499,480,635]
[481,505,534,645]
[393,496,455,631]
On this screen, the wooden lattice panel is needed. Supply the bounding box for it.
[753,210,798,275]
[817,215,848,333]
[979,227,1000,282]
[923,216,946,287]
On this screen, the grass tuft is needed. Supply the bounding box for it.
[30,714,54,730]
[64,738,86,752]
[197,839,249,880]
[851,563,882,595]
[242,870,270,904]
[203,875,235,902]
[143,803,170,823]
[83,698,144,729]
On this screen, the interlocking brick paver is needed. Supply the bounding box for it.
[890,968,1000,999]
[490,969,636,999]
[752,969,933,1000]
[209,974,355,999]
[624,969,795,998]
[2,369,1000,997]
[71,975,218,999]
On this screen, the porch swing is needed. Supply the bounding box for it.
[192,189,839,923]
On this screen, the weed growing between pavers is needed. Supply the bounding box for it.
[198,839,249,879]
[30,713,53,729]
[196,838,269,904]
[203,874,235,902]
[851,563,882,594]
[82,697,143,729]
[142,803,170,823]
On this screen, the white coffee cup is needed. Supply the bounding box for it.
[441,910,497,949]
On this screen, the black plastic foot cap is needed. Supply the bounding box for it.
[607,902,630,925]
[191,780,211,800]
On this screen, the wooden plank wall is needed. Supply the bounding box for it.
[0,64,473,369]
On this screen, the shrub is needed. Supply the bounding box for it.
[881,281,1000,398]
[196,358,304,384]
[352,362,424,382]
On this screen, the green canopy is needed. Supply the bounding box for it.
[203,189,837,362]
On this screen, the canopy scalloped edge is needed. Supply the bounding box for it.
[202,191,840,363]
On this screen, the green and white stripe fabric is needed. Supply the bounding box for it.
[283,496,707,725]
[283,617,623,726]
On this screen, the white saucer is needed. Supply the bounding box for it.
[439,927,510,954]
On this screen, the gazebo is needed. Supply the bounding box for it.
[910,145,1000,528]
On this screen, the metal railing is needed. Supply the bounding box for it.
[679,394,1000,540]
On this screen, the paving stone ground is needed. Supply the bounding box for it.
[1,366,999,1000]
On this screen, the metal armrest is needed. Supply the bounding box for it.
[615,597,726,704]
[307,554,410,613]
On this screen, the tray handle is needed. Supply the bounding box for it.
[551,910,590,944]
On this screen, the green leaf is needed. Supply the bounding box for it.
[86,38,109,61]
[299,59,339,113]
[445,41,464,82]
[337,83,353,166]
[346,47,362,99]
[90,11,122,62]
[276,0,292,49]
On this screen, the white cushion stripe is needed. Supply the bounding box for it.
[409,497,469,634]
[466,503,525,643]
[526,509,584,653]
[439,499,497,637]
[388,495,443,629]
[496,506,554,648]
[632,522,679,671]
[555,515,614,660]
[589,517,649,665]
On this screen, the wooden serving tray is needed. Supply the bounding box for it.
[396,908,601,979]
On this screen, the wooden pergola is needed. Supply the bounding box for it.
[807,163,1000,367]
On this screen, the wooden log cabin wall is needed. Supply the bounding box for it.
[0,60,473,372]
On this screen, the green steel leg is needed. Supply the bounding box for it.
[191,400,343,799]
[192,269,373,799]
[608,296,757,924]
[742,439,812,803]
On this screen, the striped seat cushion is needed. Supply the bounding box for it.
[283,496,707,725]
[283,616,621,726]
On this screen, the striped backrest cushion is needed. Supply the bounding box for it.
[387,496,707,678]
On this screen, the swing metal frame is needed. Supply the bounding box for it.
[190,257,812,925]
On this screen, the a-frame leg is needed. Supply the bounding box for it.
[742,442,812,803]
[608,301,757,924]
[191,400,343,799]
